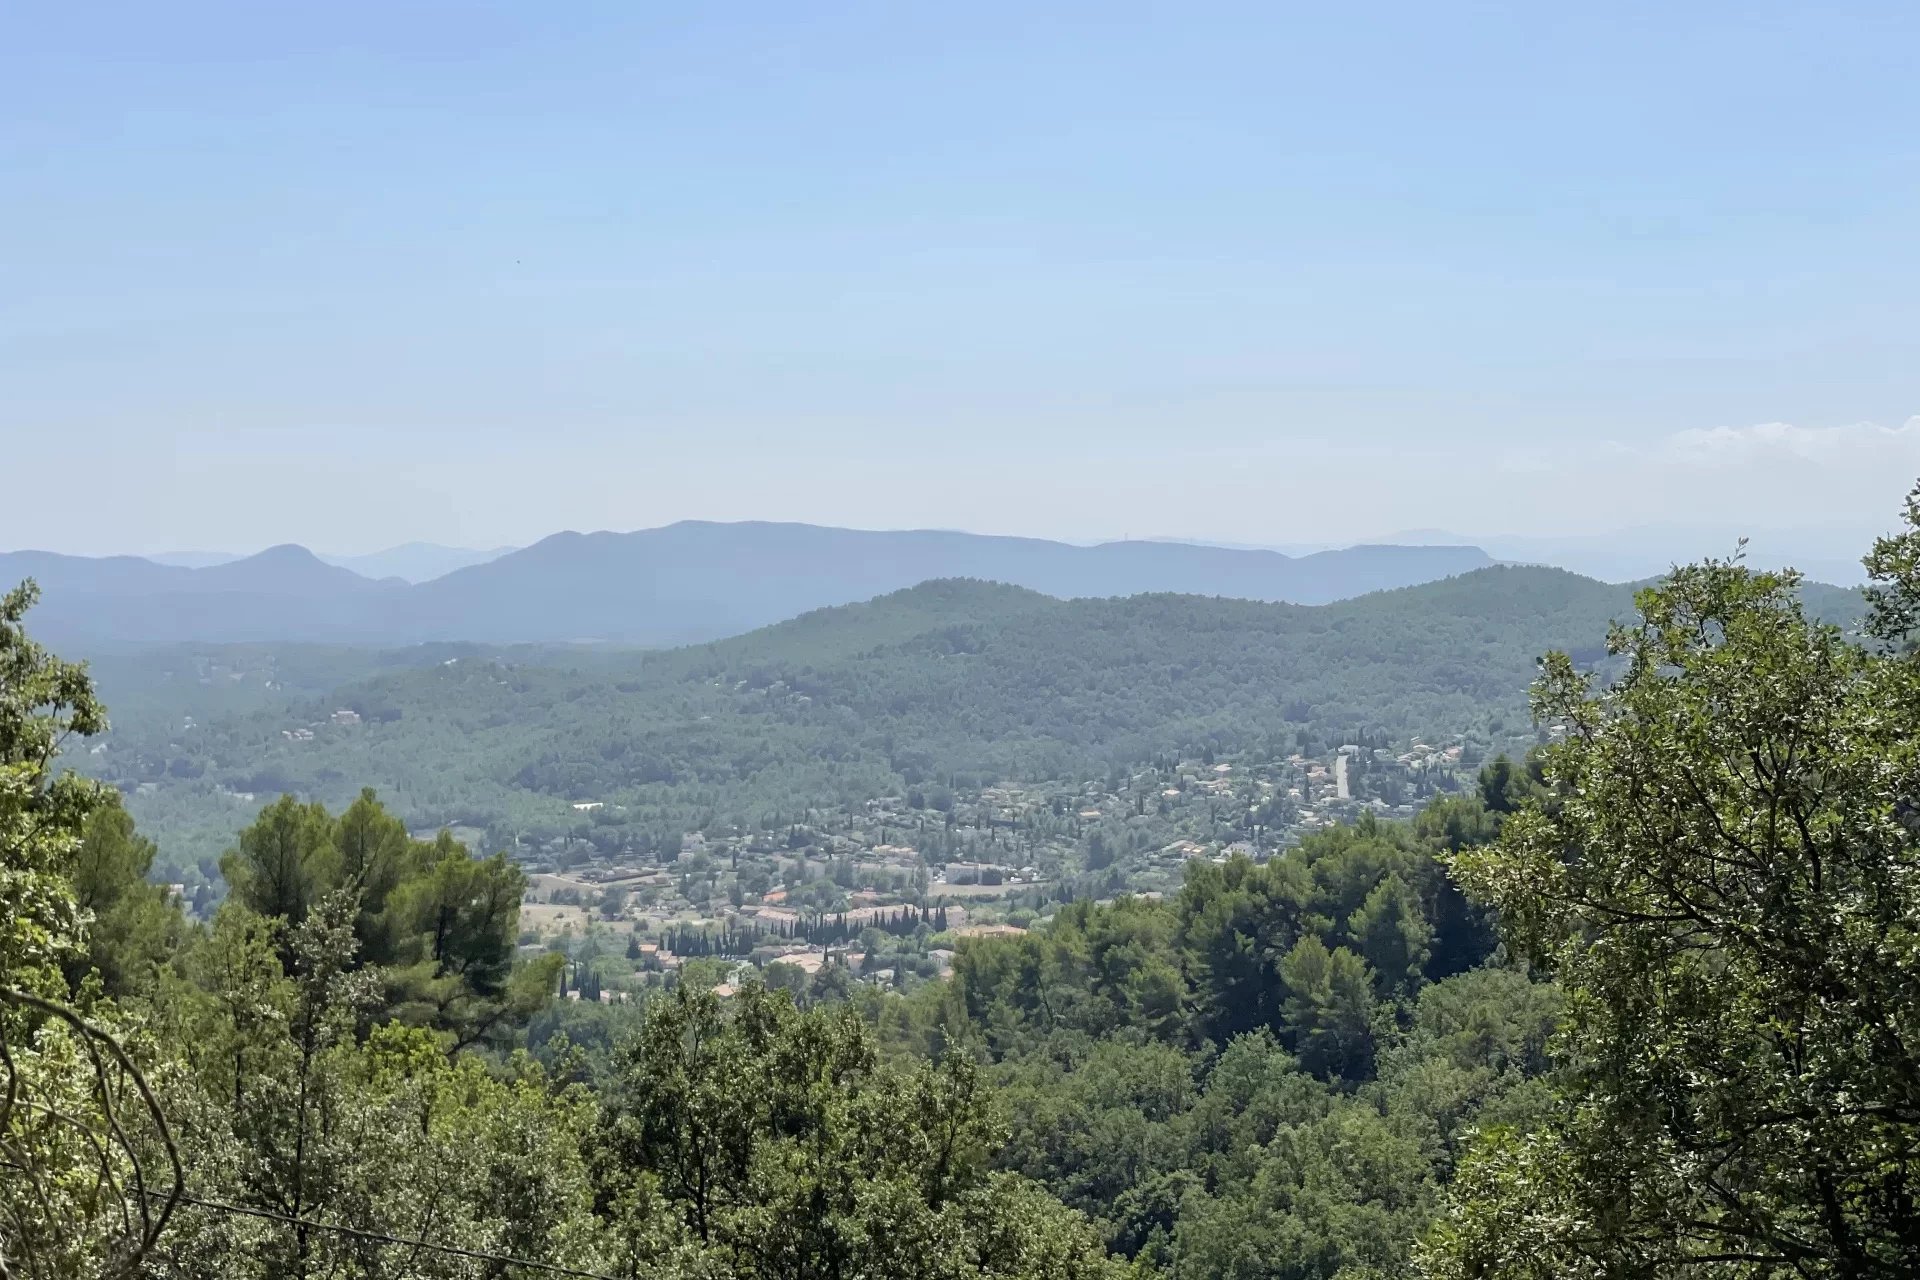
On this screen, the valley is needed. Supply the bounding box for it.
[78,567,1640,889]
[67,563,1864,1006]
[11,8,1917,1272]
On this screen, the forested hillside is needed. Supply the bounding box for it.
[84,567,1656,875]
[7,504,1918,1277]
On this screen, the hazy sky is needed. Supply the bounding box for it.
[6,2,1920,556]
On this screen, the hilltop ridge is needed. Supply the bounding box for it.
[86,563,1692,864]
[1,522,1495,650]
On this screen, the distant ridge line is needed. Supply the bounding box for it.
[0,521,1501,650]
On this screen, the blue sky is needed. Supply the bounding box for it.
[5,1,1919,555]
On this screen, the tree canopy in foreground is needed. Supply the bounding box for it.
[1424,500,1920,1278]
[4,488,1920,1278]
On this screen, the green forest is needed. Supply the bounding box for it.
[75,567,1864,887]
[5,498,1920,1278]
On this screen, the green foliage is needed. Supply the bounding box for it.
[984,959,1562,1280]
[152,900,605,1277]
[1277,935,1376,1082]
[1427,503,1920,1277]
[9,563,1554,1280]
[0,579,106,988]
[86,567,1656,867]
[221,794,339,929]
[1,580,184,1278]
[221,788,562,1049]
[596,983,1120,1279]
[925,794,1558,1279]
[952,812,1502,1078]
[1349,872,1432,995]
[11,499,1912,1280]
[63,790,188,995]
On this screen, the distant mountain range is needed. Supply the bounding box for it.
[3,522,1496,650]
[150,542,516,583]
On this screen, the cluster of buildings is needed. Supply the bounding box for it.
[513,738,1482,997]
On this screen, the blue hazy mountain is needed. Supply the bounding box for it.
[317,542,516,584]
[149,543,513,582]
[1,522,1495,649]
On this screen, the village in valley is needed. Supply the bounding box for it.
[516,736,1479,1004]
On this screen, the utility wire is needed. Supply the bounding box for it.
[145,1189,621,1280]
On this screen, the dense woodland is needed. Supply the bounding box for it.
[80,567,1861,887]
[4,500,1919,1277]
